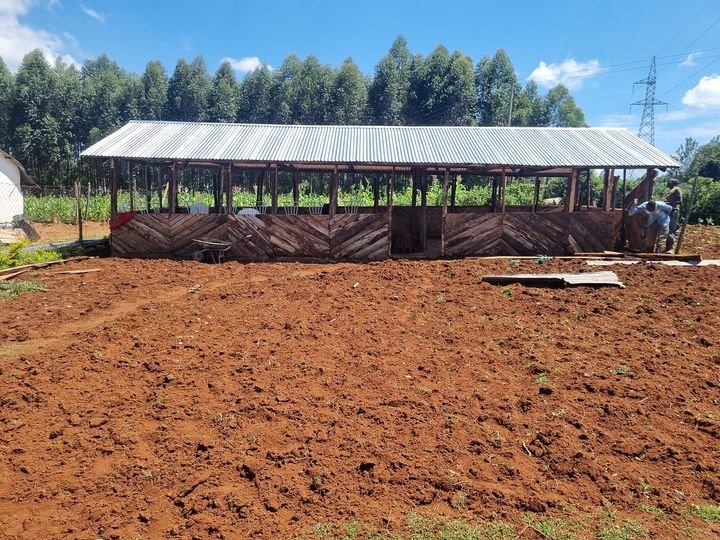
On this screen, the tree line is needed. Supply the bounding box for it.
[0,36,587,187]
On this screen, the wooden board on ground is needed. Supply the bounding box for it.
[482,271,625,288]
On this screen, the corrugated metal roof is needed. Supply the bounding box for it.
[81,121,680,169]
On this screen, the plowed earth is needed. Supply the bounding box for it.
[1,255,719,539]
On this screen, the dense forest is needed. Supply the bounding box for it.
[0,36,588,188]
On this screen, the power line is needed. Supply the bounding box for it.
[631,57,667,146]
[658,55,720,98]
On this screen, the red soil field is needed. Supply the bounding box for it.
[1,255,719,539]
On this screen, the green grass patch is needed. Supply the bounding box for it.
[522,514,588,540]
[597,520,649,540]
[0,281,46,299]
[638,503,664,516]
[406,513,515,539]
[689,503,720,522]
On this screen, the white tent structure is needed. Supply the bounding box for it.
[0,149,35,227]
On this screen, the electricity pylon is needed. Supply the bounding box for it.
[631,56,667,146]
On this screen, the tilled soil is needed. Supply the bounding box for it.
[0,256,718,539]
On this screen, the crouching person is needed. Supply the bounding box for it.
[629,199,673,253]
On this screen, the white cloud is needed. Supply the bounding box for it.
[0,0,80,70]
[680,52,700,67]
[222,56,271,73]
[528,58,601,90]
[80,4,104,22]
[682,74,720,109]
[592,113,636,130]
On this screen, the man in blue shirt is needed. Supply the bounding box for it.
[629,199,673,253]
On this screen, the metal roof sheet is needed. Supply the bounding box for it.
[81,121,680,169]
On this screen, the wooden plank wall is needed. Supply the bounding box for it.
[113,213,389,261]
[444,211,616,257]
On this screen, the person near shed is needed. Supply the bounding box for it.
[664,178,683,253]
[629,199,673,253]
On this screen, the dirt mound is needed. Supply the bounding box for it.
[1,256,718,538]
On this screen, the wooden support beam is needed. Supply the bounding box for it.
[411,168,418,244]
[272,164,279,214]
[169,162,177,214]
[292,170,299,207]
[441,168,449,257]
[500,169,507,213]
[601,169,610,211]
[450,174,458,213]
[329,166,339,217]
[610,174,619,209]
[420,169,428,252]
[157,166,164,212]
[491,176,498,212]
[144,164,150,212]
[128,162,134,212]
[226,163,234,214]
[533,176,540,212]
[373,173,380,212]
[586,169,592,208]
[566,170,578,213]
[256,170,265,208]
[110,159,118,222]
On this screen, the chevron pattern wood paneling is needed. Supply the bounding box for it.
[111,214,169,256]
[168,214,227,256]
[444,213,503,256]
[502,213,568,255]
[265,215,330,258]
[227,215,275,260]
[568,212,615,253]
[330,214,390,260]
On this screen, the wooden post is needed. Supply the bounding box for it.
[75,181,83,243]
[292,170,299,207]
[373,173,380,212]
[143,165,150,212]
[441,168,449,257]
[610,174,619,209]
[533,176,540,212]
[566,170,578,213]
[128,163,135,212]
[168,163,177,213]
[491,176,498,212]
[601,169,610,211]
[272,164,279,214]
[256,170,265,208]
[500,169,507,213]
[157,167,164,212]
[329,166,338,217]
[110,159,118,222]
[411,168,418,245]
[585,169,592,208]
[387,168,394,258]
[420,169,428,252]
[675,173,699,254]
[450,174,457,213]
[226,163,233,214]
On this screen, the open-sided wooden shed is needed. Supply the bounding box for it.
[81,121,679,261]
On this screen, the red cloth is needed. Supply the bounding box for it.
[110,211,137,229]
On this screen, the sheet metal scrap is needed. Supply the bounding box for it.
[481,271,625,288]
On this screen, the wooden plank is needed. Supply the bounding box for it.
[441,169,449,257]
[271,164,279,214]
[330,214,389,260]
[482,271,624,288]
[227,215,274,259]
[110,159,118,223]
[387,169,394,258]
[227,163,233,215]
[329,167,338,218]
[500,169,507,213]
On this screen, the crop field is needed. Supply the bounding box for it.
[0,249,719,539]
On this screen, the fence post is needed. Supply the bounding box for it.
[75,181,83,244]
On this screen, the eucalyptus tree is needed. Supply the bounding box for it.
[0,57,13,147]
[208,61,240,123]
[545,84,586,127]
[165,55,212,121]
[80,54,128,143]
[328,57,368,125]
[140,60,168,120]
[237,65,274,123]
[369,35,411,125]
[475,49,522,126]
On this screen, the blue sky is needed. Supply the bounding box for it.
[1,0,720,156]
